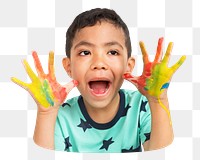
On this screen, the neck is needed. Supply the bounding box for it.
[84,93,120,124]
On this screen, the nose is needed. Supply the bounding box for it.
[90,55,108,70]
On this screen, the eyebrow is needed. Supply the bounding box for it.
[104,41,124,50]
[73,41,95,50]
[73,41,124,50]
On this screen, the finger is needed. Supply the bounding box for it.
[22,59,38,82]
[139,41,150,64]
[154,37,164,63]
[123,73,139,86]
[52,80,78,104]
[170,55,186,73]
[11,77,29,90]
[32,51,45,78]
[48,51,55,79]
[63,80,78,94]
[162,42,173,64]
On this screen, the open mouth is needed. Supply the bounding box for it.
[88,80,111,95]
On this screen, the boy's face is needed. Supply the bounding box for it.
[63,21,135,110]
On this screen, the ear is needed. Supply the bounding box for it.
[126,57,135,73]
[62,57,72,78]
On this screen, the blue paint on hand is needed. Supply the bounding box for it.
[160,83,170,90]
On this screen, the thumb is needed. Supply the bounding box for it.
[123,73,139,86]
[63,80,79,94]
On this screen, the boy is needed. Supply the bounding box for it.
[11,8,186,152]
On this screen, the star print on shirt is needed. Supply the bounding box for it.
[99,137,114,151]
[121,104,131,117]
[140,100,148,112]
[138,115,140,128]
[77,118,92,132]
[64,136,72,151]
[144,132,151,142]
[122,145,142,152]
[62,102,71,107]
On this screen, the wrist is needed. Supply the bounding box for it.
[37,108,59,117]
[37,104,60,115]
[146,94,169,113]
[147,96,168,104]
[146,91,168,104]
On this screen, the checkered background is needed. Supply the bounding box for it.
[0,0,199,159]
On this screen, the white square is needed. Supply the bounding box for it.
[165,137,192,160]
[27,110,37,138]
[55,28,68,55]
[168,82,192,110]
[0,83,28,110]
[110,153,138,160]
[137,0,165,27]
[192,110,200,137]
[135,55,143,76]
[82,0,110,11]
[55,151,83,160]
[193,0,200,27]
[0,28,27,55]
[192,55,200,82]
[28,0,55,27]
[66,87,81,100]
[165,28,192,55]
[0,138,27,160]
[121,81,137,92]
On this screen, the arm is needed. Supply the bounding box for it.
[124,37,186,150]
[34,106,59,149]
[11,51,78,149]
[143,95,173,150]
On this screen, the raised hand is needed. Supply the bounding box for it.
[124,37,186,98]
[124,38,186,123]
[11,51,78,108]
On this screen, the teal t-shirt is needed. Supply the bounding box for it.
[54,89,151,153]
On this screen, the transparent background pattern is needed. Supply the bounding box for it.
[0,0,199,159]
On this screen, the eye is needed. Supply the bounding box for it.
[108,50,119,56]
[79,50,91,56]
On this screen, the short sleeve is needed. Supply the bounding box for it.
[54,117,65,151]
[139,96,151,144]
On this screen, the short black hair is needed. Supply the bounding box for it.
[65,8,132,58]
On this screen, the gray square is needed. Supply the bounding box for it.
[165,0,192,27]
[171,110,192,137]
[110,0,137,27]
[55,55,73,82]
[28,28,55,54]
[28,96,37,110]
[28,138,55,160]
[193,138,200,160]
[193,28,200,55]
[131,55,138,76]
[0,55,27,82]
[138,28,165,55]
[0,0,27,27]
[168,55,191,82]
[0,111,27,137]
[138,148,165,160]
[193,83,200,110]
[55,0,82,27]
